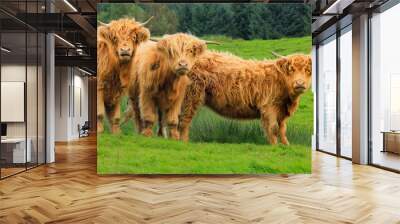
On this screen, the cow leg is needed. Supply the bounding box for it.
[97,87,105,133]
[128,98,143,133]
[260,107,279,145]
[109,102,121,134]
[178,86,205,142]
[157,109,167,138]
[279,118,289,145]
[140,92,157,137]
[163,77,192,140]
[165,107,181,140]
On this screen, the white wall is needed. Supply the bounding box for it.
[54,67,89,141]
[1,63,46,164]
[1,65,30,138]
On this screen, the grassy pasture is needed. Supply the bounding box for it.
[98,36,313,174]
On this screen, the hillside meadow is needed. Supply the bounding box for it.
[98,36,313,174]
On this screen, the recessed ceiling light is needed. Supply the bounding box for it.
[63,0,78,12]
[54,34,75,48]
[1,47,11,53]
[78,67,93,76]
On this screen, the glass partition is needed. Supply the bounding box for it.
[1,31,28,177]
[317,35,337,154]
[370,3,400,171]
[0,1,46,179]
[27,31,38,169]
[339,26,352,158]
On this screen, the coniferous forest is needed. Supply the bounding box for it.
[98,3,311,40]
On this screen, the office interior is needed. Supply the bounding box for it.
[0,0,97,179]
[311,0,400,172]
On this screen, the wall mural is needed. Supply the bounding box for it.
[97,3,313,174]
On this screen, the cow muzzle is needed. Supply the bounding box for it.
[293,80,306,93]
[175,68,189,76]
[175,60,190,76]
[118,49,132,62]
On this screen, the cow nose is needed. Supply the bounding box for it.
[121,47,130,52]
[295,80,305,86]
[178,61,188,67]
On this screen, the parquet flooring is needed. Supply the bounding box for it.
[1,136,400,223]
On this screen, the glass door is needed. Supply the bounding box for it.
[1,30,28,178]
[339,26,352,158]
[370,3,400,171]
[317,35,337,154]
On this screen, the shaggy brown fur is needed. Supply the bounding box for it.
[129,33,207,139]
[179,51,312,145]
[97,18,150,133]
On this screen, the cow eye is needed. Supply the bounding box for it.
[189,49,196,56]
[112,36,118,44]
[288,66,294,74]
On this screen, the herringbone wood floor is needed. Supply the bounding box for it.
[1,136,400,224]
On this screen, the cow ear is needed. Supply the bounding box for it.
[304,55,312,75]
[197,41,207,55]
[157,39,168,55]
[136,28,150,43]
[157,38,173,56]
[276,57,290,75]
[98,26,110,40]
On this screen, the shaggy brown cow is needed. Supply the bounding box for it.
[97,18,151,133]
[130,33,207,139]
[179,51,312,145]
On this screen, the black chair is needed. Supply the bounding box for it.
[79,121,90,138]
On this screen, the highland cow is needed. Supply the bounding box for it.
[97,17,151,133]
[179,52,312,145]
[130,33,208,139]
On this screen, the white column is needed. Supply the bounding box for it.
[352,14,369,164]
[46,1,55,163]
[46,33,55,163]
[312,45,317,150]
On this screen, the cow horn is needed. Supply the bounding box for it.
[271,51,284,58]
[150,37,161,42]
[204,40,221,45]
[98,20,109,27]
[139,16,154,26]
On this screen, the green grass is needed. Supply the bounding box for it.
[204,35,311,60]
[98,133,311,174]
[98,36,313,174]
[189,90,313,146]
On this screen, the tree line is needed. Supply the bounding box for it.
[98,3,311,40]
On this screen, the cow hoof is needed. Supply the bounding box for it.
[111,125,121,134]
[141,128,153,137]
[97,123,104,133]
[169,130,180,140]
[281,137,290,145]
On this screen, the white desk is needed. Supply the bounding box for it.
[1,138,31,163]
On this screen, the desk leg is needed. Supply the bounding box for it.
[382,133,386,153]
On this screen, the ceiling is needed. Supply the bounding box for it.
[310,0,390,40]
[6,0,384,74]
[0,0,97,74]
